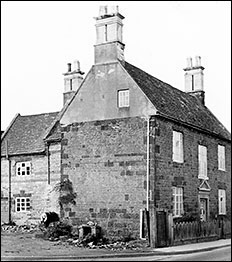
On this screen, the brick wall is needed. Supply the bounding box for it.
[61,117,148,239]
[153,116,231,220]
[1,143,61,225]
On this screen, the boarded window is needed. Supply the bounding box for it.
[198,145,207,179]
[218,189,226,215]
[172,131,183,163]
[218,145,226,171]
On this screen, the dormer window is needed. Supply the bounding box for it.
[118,89,129,108]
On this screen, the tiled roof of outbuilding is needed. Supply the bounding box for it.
[124,61,231,141]
[1,112,59,156]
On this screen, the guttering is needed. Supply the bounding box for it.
[156,112,231,142]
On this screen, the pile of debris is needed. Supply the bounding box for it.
[1,223,41,233]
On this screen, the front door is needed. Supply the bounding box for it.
[200,198,207,221]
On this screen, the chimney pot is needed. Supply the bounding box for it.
[67,63,72,72]
[195,56,201,67]
[73,60,80,72]
[186,57,192,68]
[99,6,108,16]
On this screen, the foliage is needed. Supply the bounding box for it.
[52,178,77,209]
[44,221,72,239]
[173,212,200,223]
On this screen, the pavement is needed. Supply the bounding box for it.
[3,238,230,261]
[72,239,231,259]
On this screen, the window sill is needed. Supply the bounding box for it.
[198,176,209,180]
[218,168,226,172]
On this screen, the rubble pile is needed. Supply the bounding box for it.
[1,223,41,233]
[48,233,149,251]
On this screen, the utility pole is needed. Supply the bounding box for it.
[6,140,12,224]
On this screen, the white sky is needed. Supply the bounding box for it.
[1,1,231,132]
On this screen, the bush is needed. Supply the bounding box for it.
[44,221,72,239]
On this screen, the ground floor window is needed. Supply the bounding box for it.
[172,187,184,217]
[15,197,31,212]
[218,189,226,215]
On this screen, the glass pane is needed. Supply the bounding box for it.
[27,171,30,175]
[21,199,25,202]
[17,207,20,211]
[18,172,21,175]
[22,163,25,167]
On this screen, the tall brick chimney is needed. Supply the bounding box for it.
[94,5,125,65]
[184,56,205,105]
[63,60,84,106]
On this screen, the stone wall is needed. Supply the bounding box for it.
[61,117,148,239]
[1,143,61,225]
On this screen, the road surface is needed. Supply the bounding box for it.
[2,246,230,261]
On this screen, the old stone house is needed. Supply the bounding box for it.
[1,112,62,224]
[1,6,231,241]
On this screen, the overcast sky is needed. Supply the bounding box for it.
[1,1,231,132]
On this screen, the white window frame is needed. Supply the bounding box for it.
[16,161,31,176]
[172,131,184,163]
[15,197,31,212]
[198,145,208,179]
[218,145,226,171]
[172,187,184,217]
[118,89,129,108]
[218,189,226,215]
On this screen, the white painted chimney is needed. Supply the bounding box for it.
[184,56,205,105]
[94,5,125,65]
[63,60,84,106]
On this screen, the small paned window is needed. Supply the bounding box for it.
[118,90,129,108]
[172,187,184,217]
[218,145,226,171]
[198,145,208,179]
[172,131,184,163]
[15,197,31,212]
[218,189,226,215]
[16,162,31,176]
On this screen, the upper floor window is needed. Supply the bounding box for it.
[172,131,183,163]
[172,187,184,217]
[198,145,207,179]
[15,197,31,212]
[218,145,226,171]
[118,90,129,108]
[16,161,31,176]
[218,189,226,215]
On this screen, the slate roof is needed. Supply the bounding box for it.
[1,112,59,156]
[124,61,231,141]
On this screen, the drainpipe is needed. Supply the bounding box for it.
[6,140,12,224]
[146,116,151,212]
[47,143,50,185]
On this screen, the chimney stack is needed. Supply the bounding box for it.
[63,60,84,106]
[94,5,125,65]
[184,56,205,105]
